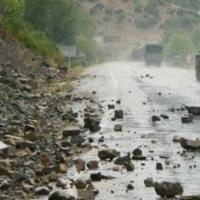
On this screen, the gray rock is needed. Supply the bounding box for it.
[133,148,142,156]
[154,182,183,198]
[152,115,160,122]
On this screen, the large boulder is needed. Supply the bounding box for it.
[98,149,120,161]
[48,191,75,200]
[154,182,183,198]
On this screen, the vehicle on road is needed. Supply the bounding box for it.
[144,44,163,66]
[195,53,200,81]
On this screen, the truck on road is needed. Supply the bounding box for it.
[195,54,200,81]
[144,44,163,66]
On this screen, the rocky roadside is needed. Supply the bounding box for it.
[0,36,106,199]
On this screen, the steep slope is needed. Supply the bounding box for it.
[76,0,172,59]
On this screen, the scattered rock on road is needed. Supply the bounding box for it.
[152,115,161,122]
[114,109,124,119]
[114,153,131,165]
[181,115,193,123]
[114,124,122,132]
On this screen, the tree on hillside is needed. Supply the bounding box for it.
[24,0,77,45]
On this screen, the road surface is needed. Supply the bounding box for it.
[70,62,200,199]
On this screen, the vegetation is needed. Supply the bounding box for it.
[162,1,200,65]
[0,0,102,64]
[165,33,194,65]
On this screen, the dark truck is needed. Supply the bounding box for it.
[195,54,200,81]
[144,44,163,66]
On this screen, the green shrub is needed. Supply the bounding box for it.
[144,1,159,17]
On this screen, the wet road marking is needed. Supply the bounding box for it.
[109,65,119,91]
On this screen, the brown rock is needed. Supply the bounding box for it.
[74,159,85,172]
[74,179,87,189]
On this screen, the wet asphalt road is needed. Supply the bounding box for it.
[68,62,200,200]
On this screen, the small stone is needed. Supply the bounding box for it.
[114,124,122,132]
[181,115,193,123]
[133,148,142,156]
[156,162,163,170]
[152,115,161,122]
[49,171,59,182]
[108,104,115,109]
